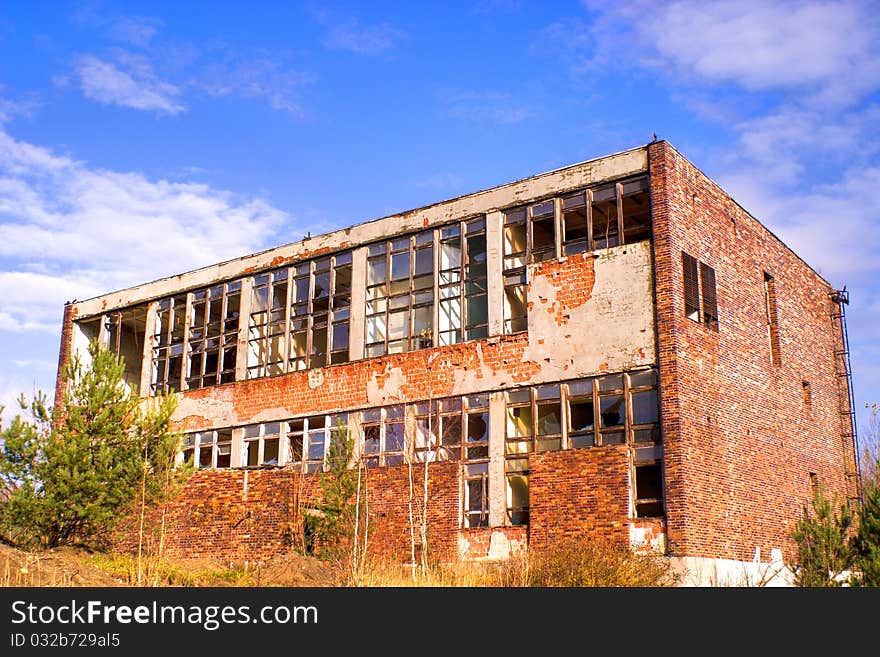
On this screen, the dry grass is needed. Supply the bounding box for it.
[1,537,679,588]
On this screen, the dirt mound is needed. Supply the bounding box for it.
[0,541,125,587]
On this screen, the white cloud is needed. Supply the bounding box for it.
[0,127,290,336]
[323,20,407,54]
[447,92,535,124]
[194,57,315,115]
[73,54,185,114]
[583,1,880,107]
[0,89,40,124]
[107,16,163,47]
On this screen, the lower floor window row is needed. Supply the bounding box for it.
[181,369,663,525]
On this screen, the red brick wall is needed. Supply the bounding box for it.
[113,461,460,564]
[528,446,631,550]
[649,140,853,562]
[358,461,460,562]
[177,335,540,431]
[114,469,319,562]
[53,303,77,407]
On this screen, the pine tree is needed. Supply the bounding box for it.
[305,420,360,554]
[852,474,880,586]
[0,340,184,549]
[790,485,853,587]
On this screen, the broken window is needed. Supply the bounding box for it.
[361,405,405,467]
[562,191,589,256]
[247,251,352,378]
[464,219,489,340]
[464,466,489,529]
[599,374,625,445]
[682,252,718,330]
[634,463,663,518]
[621,177,651,243]
[502,207,529,335]
[247,270,286,378]
[802,381,811,406]
[306,416,329,471]
[285,414,348,473]
[535,384,562,452]
[591,184,619,249]
[530,200,556,263]
[186,282,240,390]
[151,295,187,395]
[331,253,352,364]
[367,220,487,356]
[505,389,531,525]
[463,394,490,528]
[186,428,232,469]
[764,272,780,365]
[182,433,196,467]
[242,421,281,467]
[567,379,595,448]
[102,305,148,394]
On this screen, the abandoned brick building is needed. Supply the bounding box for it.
[54,140,860,584]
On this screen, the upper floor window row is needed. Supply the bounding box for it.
[99,174,651,396]
[502,175,651,267]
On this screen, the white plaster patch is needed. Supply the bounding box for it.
[172,386,237,424]
[522,241,656,379]
[365,364,407,405]
[308,368,325,389]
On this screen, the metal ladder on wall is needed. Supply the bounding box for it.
[830,287,861,503]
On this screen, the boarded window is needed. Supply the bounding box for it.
[682,252,700,322]
[683,252,718,330]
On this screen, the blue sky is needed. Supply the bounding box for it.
[0,1,878,448]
